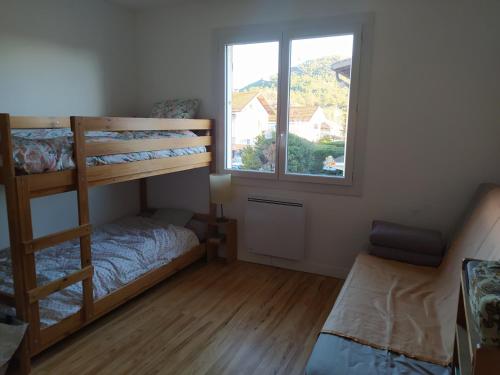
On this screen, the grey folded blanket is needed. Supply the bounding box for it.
[369,221,445,267]
[370,220,445,256]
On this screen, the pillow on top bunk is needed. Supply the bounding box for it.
[150,99,199,119]
[151,208,194,227]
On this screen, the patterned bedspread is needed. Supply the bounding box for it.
[467,260,500,346]
[0,216,199,327]
[11,128,206,174]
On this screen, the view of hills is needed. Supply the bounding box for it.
[238,55,350,126]
[235,55,351,175]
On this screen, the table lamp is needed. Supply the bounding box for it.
[209,173,232,222]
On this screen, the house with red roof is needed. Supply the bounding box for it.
[231,91,341,154]
[230,91,276,149]
[288,106,333,142]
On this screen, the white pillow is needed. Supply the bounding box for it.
[151,208,194,227]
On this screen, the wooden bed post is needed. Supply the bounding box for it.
[208,122,217,220]
[140,178,148,212]
[206,122,218,254]
[71,117,94,321]
[16,177,42,350]
[0,114,31,374]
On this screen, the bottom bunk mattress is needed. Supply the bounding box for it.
[306,334,452,375]
[0,215,200,327]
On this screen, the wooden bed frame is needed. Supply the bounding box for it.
[0,114,215,374]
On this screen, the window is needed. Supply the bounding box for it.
[286,35,352,179]
[225,42,279,173]
[218,16,369,187]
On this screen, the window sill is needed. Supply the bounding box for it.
[230,174,362,196]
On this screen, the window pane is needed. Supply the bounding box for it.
[286,35,353,178]
[226,42,279,172]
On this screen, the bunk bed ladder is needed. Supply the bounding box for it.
[0,114,31,373]
[1,115,94,358]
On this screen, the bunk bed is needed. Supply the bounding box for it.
[0,114,215,374]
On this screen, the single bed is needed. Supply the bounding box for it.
[0,215,200,327]
[11,128,206,174]
[306,184,500,375]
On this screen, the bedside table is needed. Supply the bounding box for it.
[207,219,237,263]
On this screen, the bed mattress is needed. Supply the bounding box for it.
[0,216,199,327]
[11,128,206,174]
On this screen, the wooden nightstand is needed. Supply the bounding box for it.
[207,219,237,263]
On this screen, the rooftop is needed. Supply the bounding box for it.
[289,106,320,122]
[232,91,321,124]
[231,91,276,116]
[331,58,352,79]
[231,91,258,112]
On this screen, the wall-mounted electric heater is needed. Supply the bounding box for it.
[245,195,305,260]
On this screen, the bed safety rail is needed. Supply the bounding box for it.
[0,115,214,197]
[8,116,70,129]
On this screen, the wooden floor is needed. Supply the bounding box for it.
[32,260,342,375]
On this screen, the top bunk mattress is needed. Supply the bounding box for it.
[0,215,200,327]
[11,128,207,174]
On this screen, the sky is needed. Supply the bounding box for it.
[230,34,353,90]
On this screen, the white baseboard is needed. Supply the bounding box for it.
[237,251,350,279]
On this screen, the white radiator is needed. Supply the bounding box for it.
[245,195,305,260]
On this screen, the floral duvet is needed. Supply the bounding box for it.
[467,260,500,346]
[0,216,199,327]
[10,128,206,174]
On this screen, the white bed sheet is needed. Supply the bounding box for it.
[0,216,199,327]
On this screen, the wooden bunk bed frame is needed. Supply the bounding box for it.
[0,114,215,374]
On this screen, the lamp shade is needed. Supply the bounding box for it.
[209,174,232,204]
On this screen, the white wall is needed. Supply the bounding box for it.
[0,0,140,248]
[136,0,500,277]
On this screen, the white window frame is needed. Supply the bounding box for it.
[215,14,373,194]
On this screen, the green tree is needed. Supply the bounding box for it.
[241,146,262,170]
[241,132,276,171]
[286,133,315,173]
[241,131,345,176]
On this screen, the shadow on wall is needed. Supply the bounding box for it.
[0,35,106,115]
[0,0,139,249]
[148,167,211,213]
[0,0,136,116]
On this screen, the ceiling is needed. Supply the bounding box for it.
[108,0,186,9]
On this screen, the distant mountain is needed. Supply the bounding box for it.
[241,78,276,91]
[240,56,342,93]
[238,55,348,117]
[295,56,341,77]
